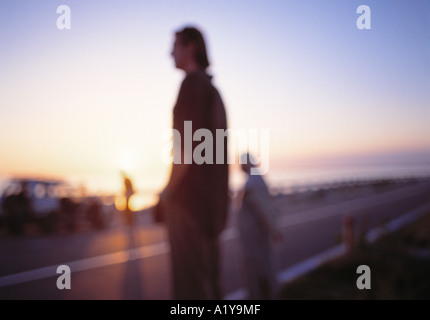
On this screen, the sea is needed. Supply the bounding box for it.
[1,162,430,198]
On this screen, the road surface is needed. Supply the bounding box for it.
[1,181,429,299]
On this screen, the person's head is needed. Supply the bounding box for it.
[171,26,210,73]
[240,153,258,175]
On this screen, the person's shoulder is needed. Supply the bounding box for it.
[245,175,266,191]
[182,70,212,89]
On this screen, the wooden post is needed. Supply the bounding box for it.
[343,214,354,254]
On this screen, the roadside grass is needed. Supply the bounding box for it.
[279,210,430,300]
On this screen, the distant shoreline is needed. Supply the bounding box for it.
[1,162,430,198]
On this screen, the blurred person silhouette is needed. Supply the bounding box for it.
[237,153,282,300]
[60,197,78,232]
[86,197,104,230]
[154,26,229,300]
[122,172,135,227]
[2,182,31,235]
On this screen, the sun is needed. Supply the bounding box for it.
[117,150,138,173]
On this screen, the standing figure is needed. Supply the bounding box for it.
[238,153,282,300]
[122,172,135,227]
[156,26,229,299]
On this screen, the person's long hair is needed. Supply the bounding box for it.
[175,26,210,70]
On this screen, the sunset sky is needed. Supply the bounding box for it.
[1,0,430,200]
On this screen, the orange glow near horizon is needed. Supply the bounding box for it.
[114,193,158,212]
[1,120,430,195]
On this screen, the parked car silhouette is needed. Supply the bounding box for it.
[1,178,80,234]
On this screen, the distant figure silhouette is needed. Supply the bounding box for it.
[238,153,282,300]
[86,197,104,230]
[60,197,78,232]
[2,182,31,235]
[122,172,135,227]
[155,26,229,299]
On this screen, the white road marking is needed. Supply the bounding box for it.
[0,242,169,288]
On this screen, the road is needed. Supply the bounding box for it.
[1,181,430,299]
